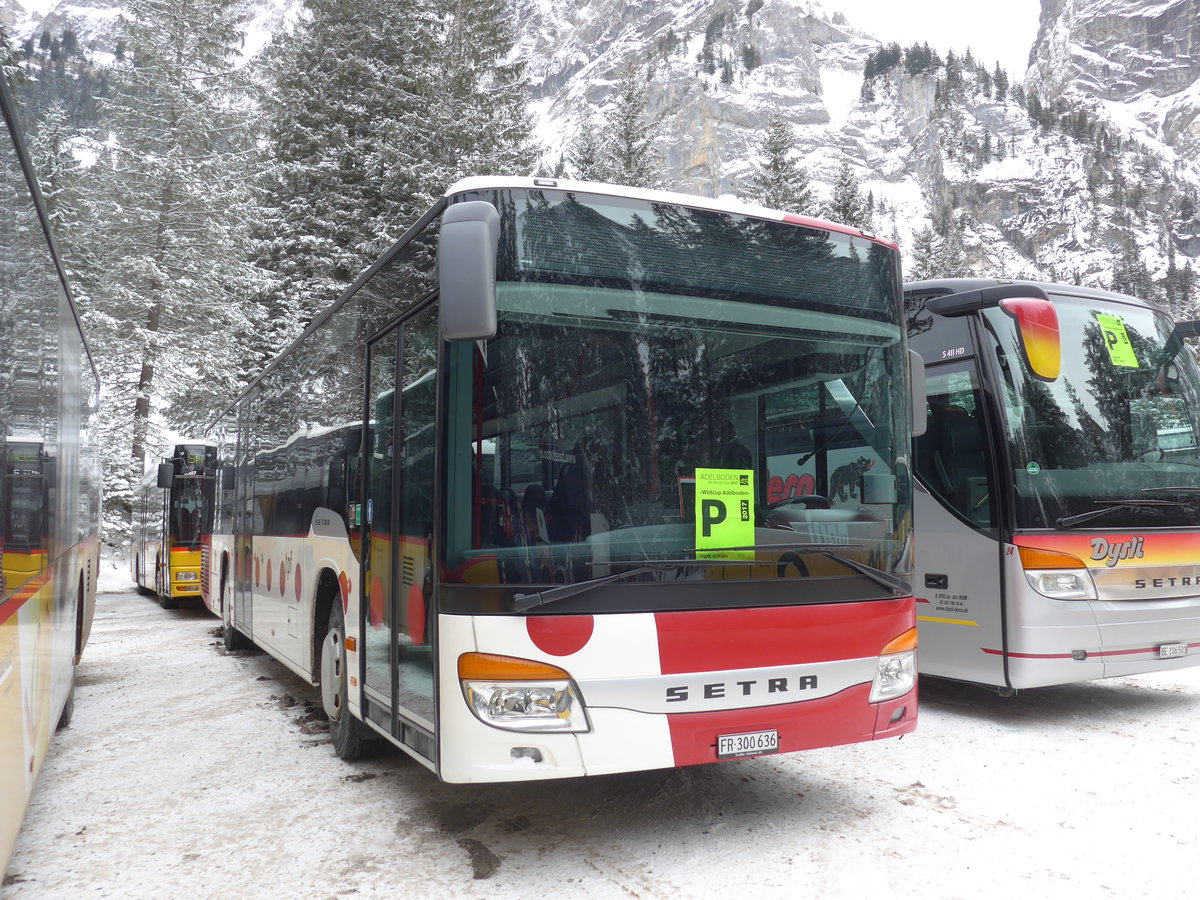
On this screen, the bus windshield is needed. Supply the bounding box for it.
[171,476,207,547]
[444,188,911,597]
[981,295,1200,529]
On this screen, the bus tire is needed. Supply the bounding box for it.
[57,680,75,730]
[320,603,372,760]
[156,560,178,610]
[221,594,252,652]
[134,556,153,596]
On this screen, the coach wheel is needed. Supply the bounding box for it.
[157,559,178,610]
[56,680,75,731]
[220,566,251,652]
[320,603,373,760]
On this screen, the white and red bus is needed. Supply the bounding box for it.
[130,442,217,608]
[205,177,921,781]
[1,77,102,873]
[907,278,1200,691]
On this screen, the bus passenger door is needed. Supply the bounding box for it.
[913,363,1007,687]
[233,394,255,638]
[362,306,438,753]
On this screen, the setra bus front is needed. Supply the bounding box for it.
[907,279,1200,690]
[407,180,920,780]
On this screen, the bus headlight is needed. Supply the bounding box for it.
[1017,546,1095,600]
[459,652,590,733]
[1023,570,1096,600]
[176,571,199,582]
[870,627,917,702]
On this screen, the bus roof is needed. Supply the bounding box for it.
[210,177,901,429]
[904,277,1162,314]
[445,176,897,250]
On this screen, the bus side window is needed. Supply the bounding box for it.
[917,369,995,529]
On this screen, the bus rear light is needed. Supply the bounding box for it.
[459,653,590,733]
[871,628,917,703]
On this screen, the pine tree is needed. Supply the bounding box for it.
[993,63,1008,102]
[82,0,258,526]
[25,101,89,270]
[745,112,812,213]
[932,221,971,277]
[907,226,937,281]
[425,0,538,185]
[603,65,662,189]
[566,114,608,181]
[822,161,872,230]
[1110,242,1158,301]
[253,0,438,350]
[254,0,537,352]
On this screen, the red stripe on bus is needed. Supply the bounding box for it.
[0,569,52,628]
[781,214,900,251]
[654,599,914,672]
[666,683,916,767]
[982,642,1200,659]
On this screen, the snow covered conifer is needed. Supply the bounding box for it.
[822,161,872,230]
[746,111,812,214]
[603,65,662,189]
[567,114,609,182]
[84,0,259,526]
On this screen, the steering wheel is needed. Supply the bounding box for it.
[769,494,832,510]
[776,551,811,578]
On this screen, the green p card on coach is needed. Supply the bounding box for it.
[694,468,754,560]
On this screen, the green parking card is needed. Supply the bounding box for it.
[1095,313,1139,368]
[695,468,754,560]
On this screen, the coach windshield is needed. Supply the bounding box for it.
[441,188,912,610]
[980,295,1200,530]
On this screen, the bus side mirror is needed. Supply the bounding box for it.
[157,462,175,488]
[909,349,927,438]
[1173,320,1200,338]
[439,201,500,342]
[220,465,234,491]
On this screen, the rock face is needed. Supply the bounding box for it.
[1029,0,1200,161]
[512,0,1200,295]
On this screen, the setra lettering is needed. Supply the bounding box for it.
[664,674,819,703]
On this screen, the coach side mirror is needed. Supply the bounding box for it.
[439,201,500,341]
[909,349,927,438]
[157,462,175,488]
[220,464,234,492]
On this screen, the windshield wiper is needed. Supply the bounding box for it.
[512,543,902,612]
[1140,486,1200,493]
[513,564,675,613]
[1056,499,1185,529]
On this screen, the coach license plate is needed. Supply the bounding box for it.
[1159,642,1189,659]
[717,729,779,759]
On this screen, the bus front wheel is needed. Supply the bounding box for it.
[156,560,178,610]
[320,604,373,760]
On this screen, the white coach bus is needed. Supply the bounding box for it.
[0,76,101,873]
[204,177,923,781]
[907,278,1200,691]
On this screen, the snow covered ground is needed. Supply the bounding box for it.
[3,555,1199,899]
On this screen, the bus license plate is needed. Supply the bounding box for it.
[1159,642,1189,659]
[717,729,779,759]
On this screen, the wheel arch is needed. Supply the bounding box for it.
[311,566,342,683]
